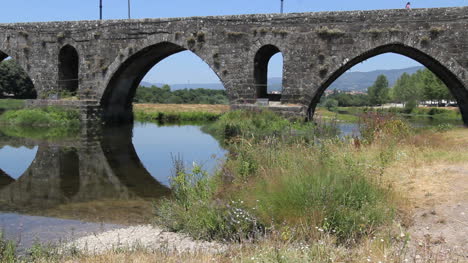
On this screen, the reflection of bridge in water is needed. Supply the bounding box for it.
[0,125,170,223]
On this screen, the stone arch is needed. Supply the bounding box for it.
[58,44,79,95]
[254,44,283,101]
[100,41,225,123]
[308,43,468,125]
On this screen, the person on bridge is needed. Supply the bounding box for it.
[406,2,411,9]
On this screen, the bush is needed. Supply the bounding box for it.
[358,112,412,144]
[154,164,263,242]
[0,107,80,127]
[324,99,339,111]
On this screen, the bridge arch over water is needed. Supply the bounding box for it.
[100,41,226,122]
[308,43,468,124]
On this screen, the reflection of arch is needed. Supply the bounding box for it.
[101,124,171,198]
[0,169,15,190]
[254,44,282,101]
[308,43,468,125]
[58,45,79,94]
[100,41,224,123]
[59,147,80,198]
[0,133,170,212]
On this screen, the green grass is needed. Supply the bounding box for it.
[202,109,337,144]
[0,231,17,263]
[0,99,25,111]
[336,106,462,121]
[0,107,80,128]
[316,107,359,122]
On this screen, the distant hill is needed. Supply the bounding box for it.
[140,81,225,90]
[327,66,423,92]
[140,66,424,92]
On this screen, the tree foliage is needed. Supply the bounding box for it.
[390,69,452,106]
[134,85,228,104]
[0,59,36,99]
[368,75,390,106]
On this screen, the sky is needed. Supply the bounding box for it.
[1,0,467,84]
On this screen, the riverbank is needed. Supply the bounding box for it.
[134,104,229,123]
[1,108,466,262]
[2,125,466,262]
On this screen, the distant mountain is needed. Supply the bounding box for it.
[140,81,225,90]
[140,66,424,92]
[328,66,424,92]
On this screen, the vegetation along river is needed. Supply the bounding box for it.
[0,114,463,251]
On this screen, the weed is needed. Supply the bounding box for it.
[155,164,263,241]
[316,27,345,39]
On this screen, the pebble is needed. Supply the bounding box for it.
[64,225,227,254]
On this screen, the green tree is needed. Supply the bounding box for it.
[367,75,389,106]
[392,72,423,106]
[0,59,36,99]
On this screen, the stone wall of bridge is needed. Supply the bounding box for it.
[0,7,467,123]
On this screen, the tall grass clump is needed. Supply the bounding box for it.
[203,109,336,144]
[224,137,396,243]
[0,232,17,263]
[203,110,289,140]
[0,107,80,128]
[155,162,263,242]
[358,112,412,144]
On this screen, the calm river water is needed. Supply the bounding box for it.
[0,121,226,249]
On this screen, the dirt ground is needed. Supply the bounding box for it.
[399,163,468,261]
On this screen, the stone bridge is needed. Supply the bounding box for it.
[0,7,467,124]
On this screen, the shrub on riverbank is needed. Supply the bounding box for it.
[0,107,80,128]
[155,110,404,245]
[202,109,337,143]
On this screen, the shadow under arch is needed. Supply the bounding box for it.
[100,124,171,198]
[58,44,79,95]
[101,41,224,123]
[254,44,283,101]
[0,51,8,62]
[0,50,37,99]
[0,168,15,190]
[307,43,468,125]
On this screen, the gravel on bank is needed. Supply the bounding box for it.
[64,225,226,254]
